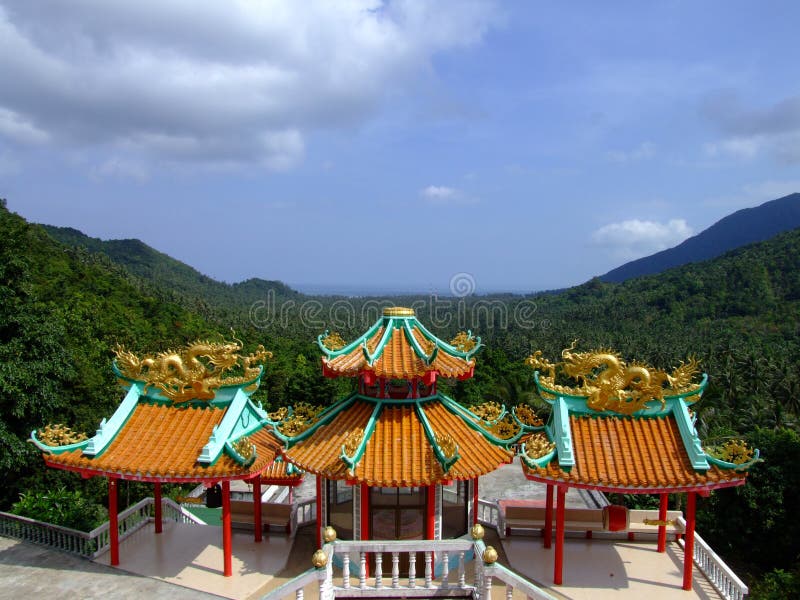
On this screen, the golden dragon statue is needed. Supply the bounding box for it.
[526,341,701,415]
[114,337,271,403]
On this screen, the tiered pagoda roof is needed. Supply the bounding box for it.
[272,308,528,487]
[318,307,480,380]
[519,345,759,493]
[32,340,302,485]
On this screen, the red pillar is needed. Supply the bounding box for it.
[154,481,163,534]
[544,483,554,549]
[683,492,696,591]
[657,493,668,553]
[554,486,566,585]
[222,480,232,577]
[109,478,119,566]
[472,477,479,525]
[315,476,323,548]
[253,475,262,543]
[426,484,436,539]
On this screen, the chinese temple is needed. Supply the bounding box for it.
[266,307,534,553]
[522,344,759,588]
[30,339,302,576]
[25,315,760,597]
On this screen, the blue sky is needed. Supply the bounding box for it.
[2,1,800,293]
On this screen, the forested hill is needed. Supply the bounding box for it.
[43,225,301,309]
[600,192,800,283]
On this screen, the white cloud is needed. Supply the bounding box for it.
[420,185,478,205]
[591,218,693,259]
[702,93,800,165]
[422,185,457,199]
[0,1,498,171]
[605,141,656,163]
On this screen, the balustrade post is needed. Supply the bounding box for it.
[441,550,450,588]
[458,551,466,587]
[391,552,399,588]
[343,552,351,589]
[375,552,384,589]
[359,552,367,588]
[425,550,433,588]
[483,567,493,600]
[409,551,417,588]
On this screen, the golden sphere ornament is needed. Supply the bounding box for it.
[323,526,337,543]
[471,523,485,540]
[312,549,328,568]
[483,545,498,564]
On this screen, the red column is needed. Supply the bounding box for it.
[554,486,566,585]
[473,477,479,525]
[254,475,262,542]
[426,484,436,539]
[154,481,163,534]
[683,492,696,591]
[657,493,668,553]
[222,480,232,577]
[544,483,554,548]
[109,478,119,566]
[315,476,323,548]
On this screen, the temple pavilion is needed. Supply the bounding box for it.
[521,344,759,589]
[30,339,302,576]
[265,307,537,554]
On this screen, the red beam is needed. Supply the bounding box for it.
[222,480,232,577]
[544,483,553,549]
[253,475,262,543]
[519,471,746,494]
[554,486,566,585]
[683,492,696,591]
[109,478,119,566]
[154,481,162,534]
[657,493,668,552]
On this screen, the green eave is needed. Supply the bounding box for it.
[317,312,482,367]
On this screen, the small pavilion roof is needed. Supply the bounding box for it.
[32,340,302,485]
[520,346,759,493]
[318,307,480,380]
[270,393,524,487]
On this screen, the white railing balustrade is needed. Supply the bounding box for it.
[677,517,748,600]
[294,498,316,533]
[262,537,556,600]
[477,499,504,537]
[0,496,204,559]
[0,512,97,557]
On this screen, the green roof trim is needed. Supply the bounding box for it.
[83,382,143,457]
[551,398,575,472]
[29,431,91,455]
[415,402,460,473]
[317,310,482,370]
[341,400,383,471]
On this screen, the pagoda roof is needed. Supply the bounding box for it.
[32,339,302,484]
[521,413,748,493]
[270,393,523,487]
[318,307,480,380]
[520,346,759,493]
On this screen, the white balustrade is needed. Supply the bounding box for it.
[676,517,748,600]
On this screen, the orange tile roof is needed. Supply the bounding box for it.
[44,403,289,483]
[522,414,746,492]
[324,326,474,379]
[283,399,513,486]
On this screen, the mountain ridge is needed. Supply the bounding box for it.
[600,192,800,283]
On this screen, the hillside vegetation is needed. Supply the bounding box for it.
[3,201,800,593]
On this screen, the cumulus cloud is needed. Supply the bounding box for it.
[0,1,497,171]
[702,92,800,164]
[420,184,478,205]
[605,141,656,163]
[591,218,693,259]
